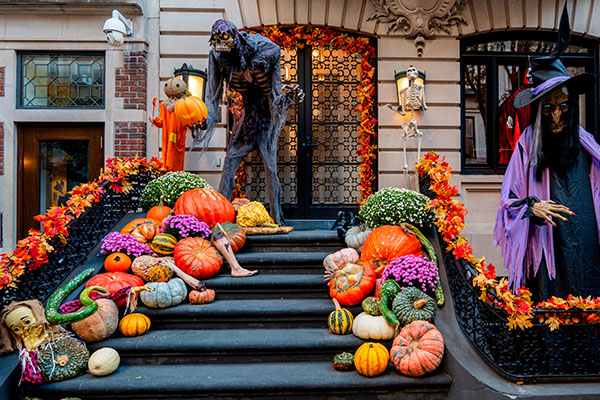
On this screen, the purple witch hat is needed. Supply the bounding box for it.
[514,4,595,109]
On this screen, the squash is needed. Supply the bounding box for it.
[390,321,444,376]
[88,347,120,377]
[104,252,132,273]
[236,201,274,227]
[231,197,251,211]
[174,95,208,129]
[323,248,359,281]
[119,313,151,337]
[345,224,372,253]
[173,188,235,228]
[131,255,162,281]
[327,298,353,335]
[71,298,119,342]
[328,260,376,307]
[85,272,144,307]
[38,337,89,382]
[354,342,389,377]
[146,205,172,222]
[147,264,173,282]
[173,237,223,279]
[140,278,187,308]
[379,280,402,326]
[211,222,246,253]
[392,287,435,325]
[361,225,423,277]
[120,218,162,244]
[332,352,355,371]
[352,312,395,340]
[189,288,216,304]
[151,233,178,256]
[361,296,381,316]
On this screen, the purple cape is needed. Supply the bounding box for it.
[494,127,600,290]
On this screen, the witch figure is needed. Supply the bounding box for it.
[494,5,600,302]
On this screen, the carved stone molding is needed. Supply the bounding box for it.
[368,0,468,56]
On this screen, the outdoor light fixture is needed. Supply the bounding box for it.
[103,10,133,47]
[174,63,207,101]
[394,68,426,113]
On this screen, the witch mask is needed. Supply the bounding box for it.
[542,86,569,135]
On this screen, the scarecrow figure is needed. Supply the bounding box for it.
[494,5,600,301]
[193,19,303,226]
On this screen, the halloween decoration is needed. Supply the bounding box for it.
[328,261,376,307]
[323,248,359,281]
[361,225,423,277]
[85,272,144,307]
[175,94,208,129]
[173,188,235,228]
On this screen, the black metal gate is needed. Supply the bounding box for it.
[241,45,373,219]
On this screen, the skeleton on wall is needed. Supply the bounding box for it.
[399,65,428,116]
[194,20,303,225]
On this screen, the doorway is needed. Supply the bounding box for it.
[17,124,104,239]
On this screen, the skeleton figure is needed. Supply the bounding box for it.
[195,20,302,226]
[399,65,428,116]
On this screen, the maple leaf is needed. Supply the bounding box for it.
[544,315,562,331]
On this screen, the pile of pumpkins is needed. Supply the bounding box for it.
[323,224,445,378]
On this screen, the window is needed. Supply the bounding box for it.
[19,53,104,108]
[461,34,598,173]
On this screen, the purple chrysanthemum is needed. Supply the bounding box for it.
[99,231,152,257]
[379,254,439,295]
[162,214,212,241]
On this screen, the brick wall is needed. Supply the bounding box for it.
[114,121,146,158]
[0,67,4,97]
[115,50,147,111]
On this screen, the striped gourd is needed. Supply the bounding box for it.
[327,298,353,335]
[151,233,177,256]
[147,264,173,282]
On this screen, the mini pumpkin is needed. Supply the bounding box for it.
[119,313,151,337]
[189,288,216,304]
[327,298,353,335]
[120,218,162,244]
[104,252,132,273]
[345,224,372,253]
[147,264,173,282]
[328,260,376,307]
[332,352,355,371]
[354,342,389,377]
[140,278,187,308]
[88,347,120,377]
[323,248,359,280]
[392,287,435,326]
[151,233,178,256]
[352,312,395,340]
[70,299,119,342]
[390,321,445,376]
[361,296,381,316]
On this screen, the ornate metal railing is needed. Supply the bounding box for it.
[420,177,600,383]
[0,172,153,310]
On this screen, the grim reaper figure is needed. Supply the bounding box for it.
[194,20,302,225]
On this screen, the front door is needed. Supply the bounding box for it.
[241,44,374,219]
[18,124,104,239]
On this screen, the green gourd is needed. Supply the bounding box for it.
[361,296,381,316]
[392,286,435,325]
[45,268,110,325]
[332,352,355,371]
[38,337,89,382]
[379,279,402,326]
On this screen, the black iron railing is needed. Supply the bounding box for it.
[0,172,154,310]
[420,177,600,383]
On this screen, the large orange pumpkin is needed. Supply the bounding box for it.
[71,299,119,342]
[328,260,376,307]
[174,95,208,128]
[85,272,144,307]
[173,188,235,228]
[211,222,246,253]
[174,237,223,279]
[120,218,162,244]
[146,205,172,223]
[361,225,423,277]
[390,321,445,377]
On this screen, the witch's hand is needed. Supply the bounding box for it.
[531,200,574,227]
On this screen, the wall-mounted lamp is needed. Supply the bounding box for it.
[174,63,207,101]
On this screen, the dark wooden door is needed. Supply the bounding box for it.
[18,124,104,239]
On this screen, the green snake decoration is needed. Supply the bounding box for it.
[45,268,110,325]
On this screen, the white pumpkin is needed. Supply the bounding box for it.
[345,225,372,253]
[323,248,359,279]
[140,278,187,308]
[88,347,120,376]
[352,312,396,340]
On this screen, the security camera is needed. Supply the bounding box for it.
[103,10,132,47]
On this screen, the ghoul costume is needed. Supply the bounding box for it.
[194,20,303,225]
[494,6,600,301]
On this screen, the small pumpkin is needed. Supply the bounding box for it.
[88,347,120,377]
[120,218,162,244]
[140,278,187,308]
[174,95,208,129]
[151,233,178,256]
[361,296,381,316]
[332,352,355,371]
[85,272,144,307]
[147,264,173,282]
[119,313,151,337]
[323,248,359,280]
[352,312,396,340]
[104,252,132,273]
[231,197,251,211]
[189,288,216,304]
[328,260,376,307]
[38,337,89,382]
[361,225,423,277]
[146,205,172,222]
[327,298,353,335]
[390,321,445,376]
[345,224,372,253]
[211,222,246,253]
[174,237,223,279]
[70,298,119,342]
[131,255,162,281]
[392,287,435,326]
[173,188,235,228]
[354,342,389,377]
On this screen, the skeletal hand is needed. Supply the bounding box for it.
[531,200,574,227]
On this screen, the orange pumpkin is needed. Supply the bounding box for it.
[85,272,144,307]
[354,342,389,377]
[390,321,445,377]
[173,237,223,279]
[146,205,172,223]
[173,188,235,228]
[174,95,208,128]
[328,260,376,307]
[120,218,161,244]
[361,225,423,277]
[71,299,119,342]
[104,252,132,273]
[189,289,216,304]
[211,222,246,253]
[119,313,151,337]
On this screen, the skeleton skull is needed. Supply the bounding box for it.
[406,65,419,81]
[210,32,235,52]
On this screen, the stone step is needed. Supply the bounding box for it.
[30,361,452,400]
[136,299,351,330]
[88,328,366,365]
[202,273,328,299]
[233,251,329,274]
[241,230,345,253]
[285,219,336,230]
